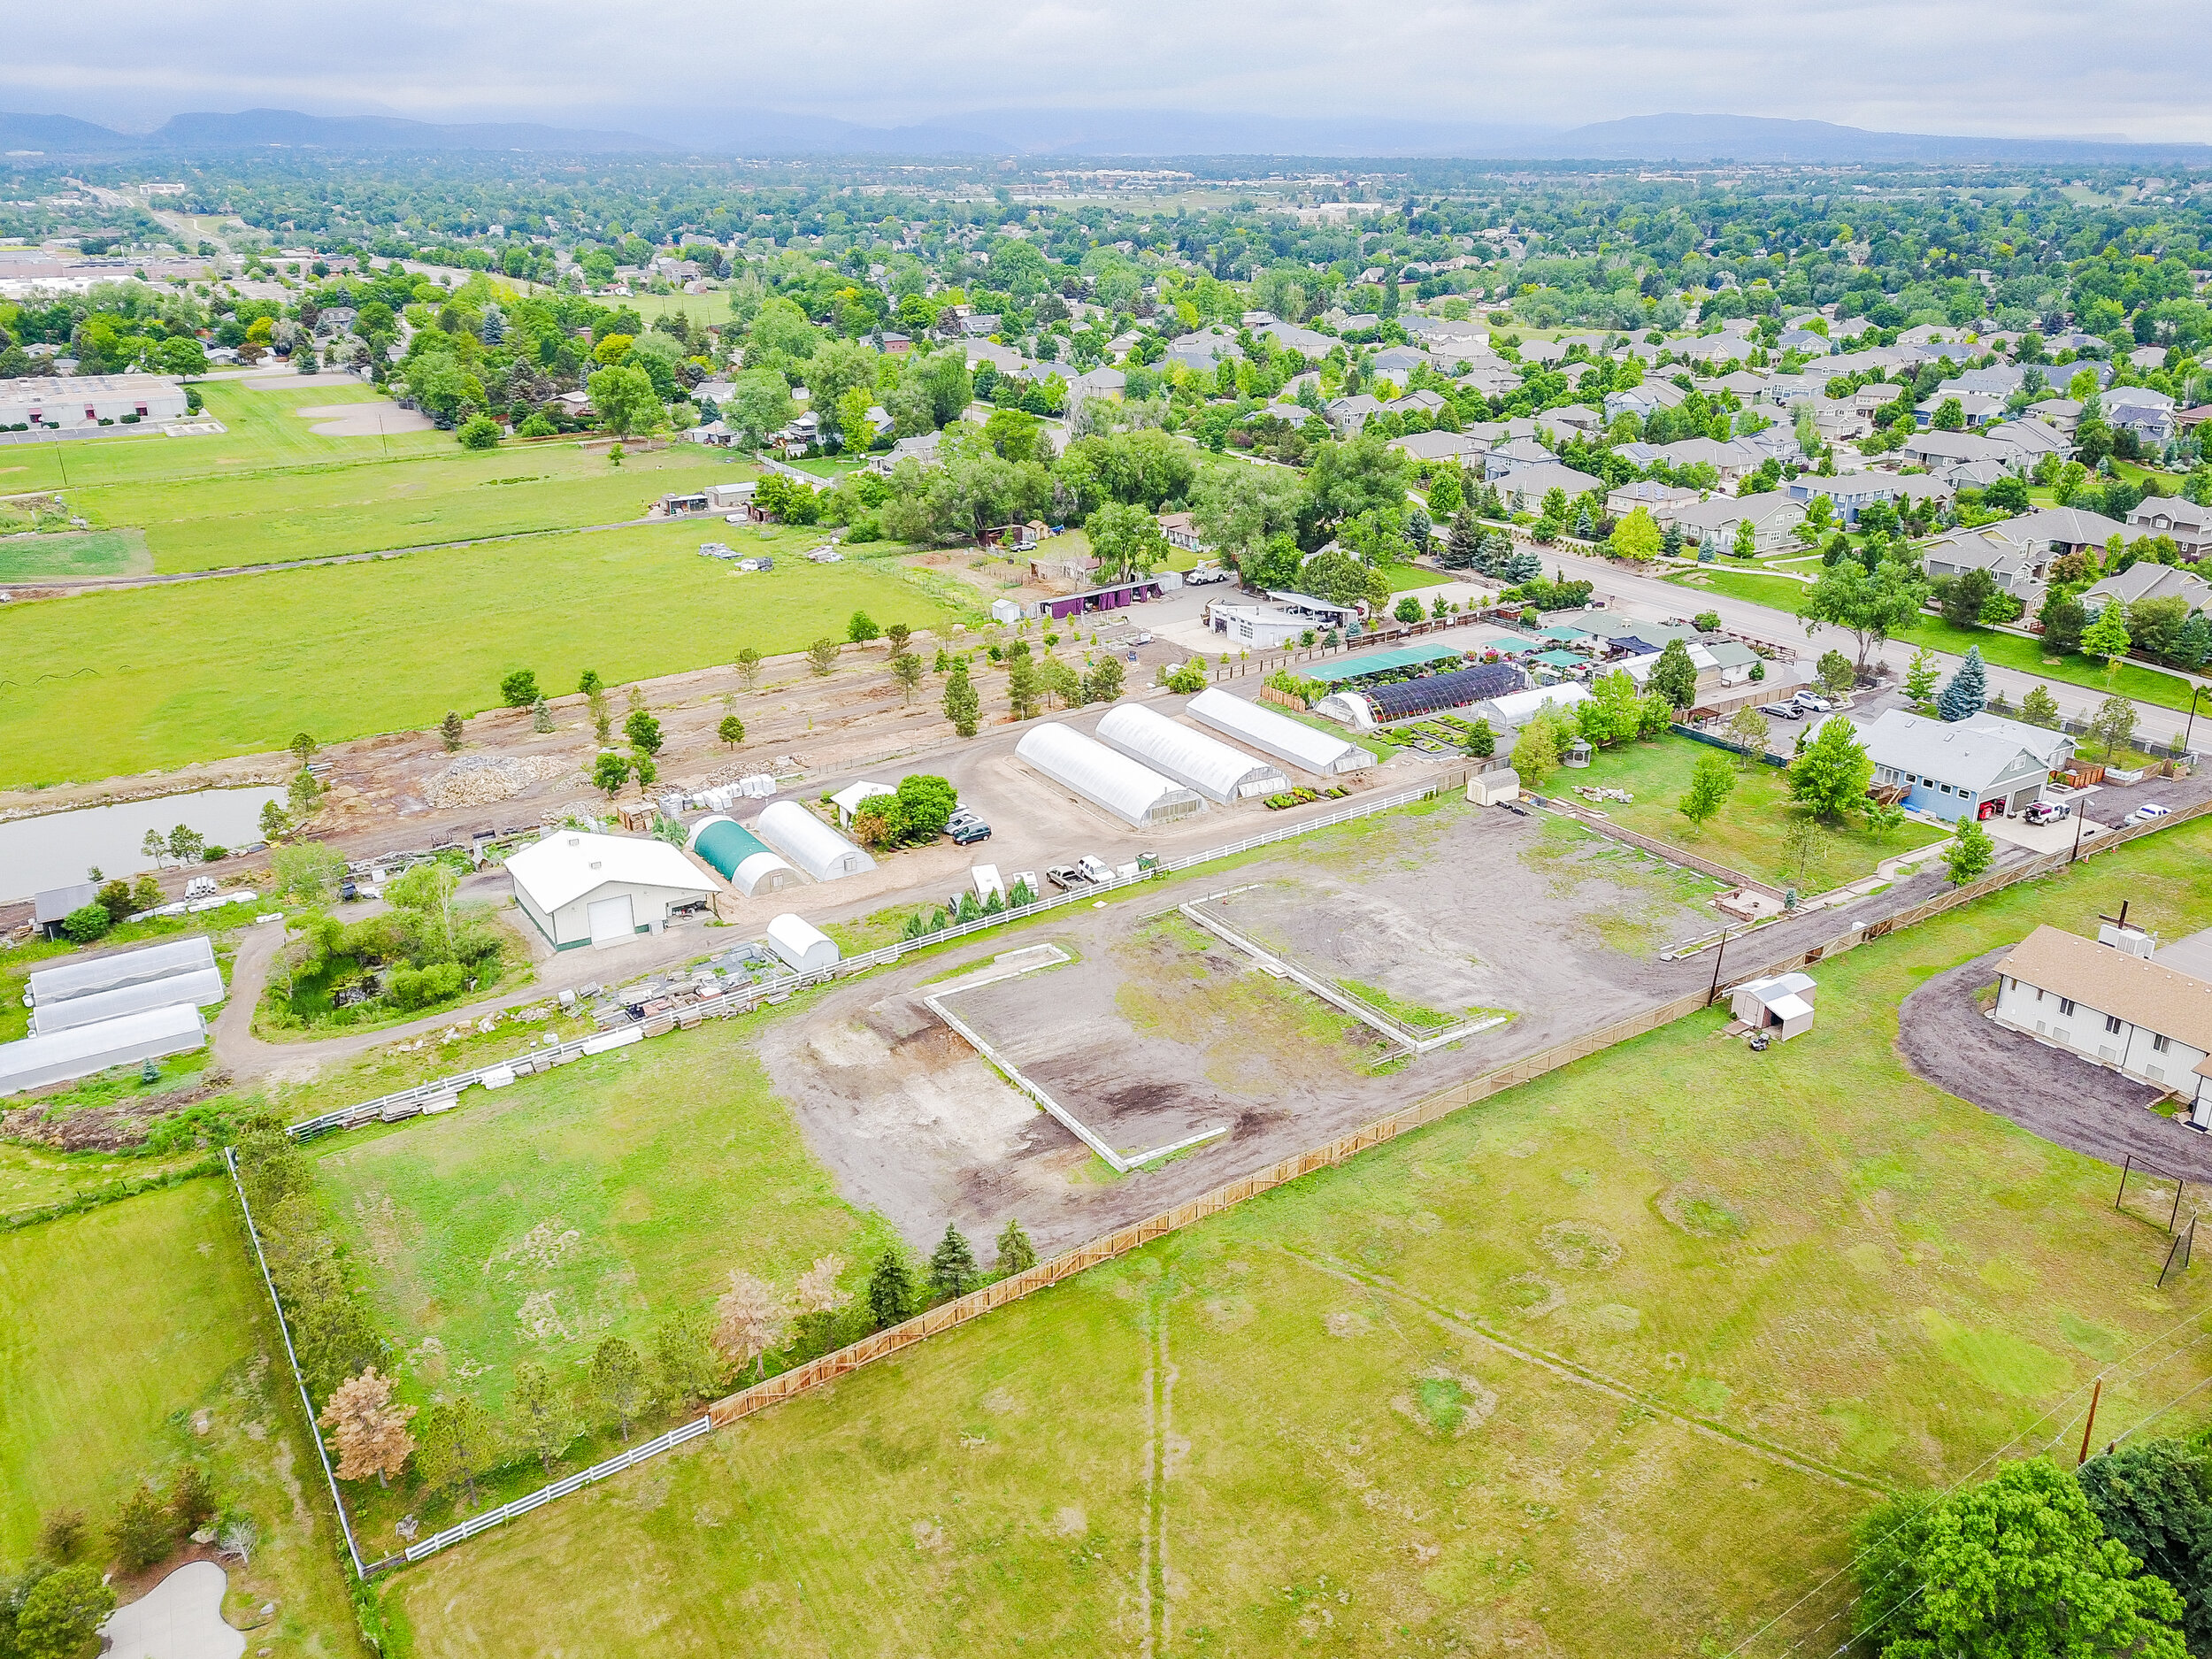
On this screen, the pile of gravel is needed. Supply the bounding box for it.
[423,754,571,808]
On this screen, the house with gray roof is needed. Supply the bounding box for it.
[2079,561,2212,618]
[1860,708,2066,823]
[1494,461,1602,514]
[1483,435,1555,479]
[2127,496,2212,558]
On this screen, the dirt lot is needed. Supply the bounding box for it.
[756,798,1874,1254]
[1897,948,2212,1181]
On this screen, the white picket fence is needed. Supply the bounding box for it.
[402,1415,714,1563]
[288,772,1465,1141]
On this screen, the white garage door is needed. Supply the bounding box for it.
[587,895,635,946]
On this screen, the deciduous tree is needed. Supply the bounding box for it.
[1787,717,1873,821]
[1678,750,1738,833]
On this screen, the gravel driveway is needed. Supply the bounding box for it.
[1896,947,2212,1179]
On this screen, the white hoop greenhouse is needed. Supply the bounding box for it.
[0,1002,208,1096]
[1094,703,1287,803]
[27,935,217,1008]
[1185,687,1377,776]
[753,800,876,881]
[1015,723,1205,828]
[29,966,227,1034]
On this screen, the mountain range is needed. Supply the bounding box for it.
[3,106,2208,166]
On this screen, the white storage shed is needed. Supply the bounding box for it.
[30,966,227,1034]
[1186,687,1376,776]
[0,1003,208,1096]
[765,913,841,974]
[828,780,897,827]
[1016,723,1205,828]
[504,831,715,950]
[754,801,877,880]
[1094,704,1288,803]
[28,935,218,1007]
[1730,972,1818,1041]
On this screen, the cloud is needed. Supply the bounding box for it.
[6,0,2211,142]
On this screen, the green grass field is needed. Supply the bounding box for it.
[1548,731,1947,892]
[0,1182,366,1651]
[0,524,952,786]
[382,820,2212,1659]
[0,527,151,580]
[311,1019,898,1428]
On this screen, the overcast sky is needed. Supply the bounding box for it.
[6,0,2208,142]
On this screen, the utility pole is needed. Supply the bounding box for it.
[1706,924,1732,1008]
[2078,1376,2103,1466]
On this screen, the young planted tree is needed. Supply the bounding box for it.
[1648,639,1699,710]
[413,1397,495,1509]
[808,638,841,676]
[288,732,320,767]
[2019,684,2062,728]
[1677,750,1738,833]
[2082,600,2132,678]
[1006,653,1042,720]
[588,1338,650,1442]
[1816,649,1856,701]
[734,647,763,690]
[318,1367,416,1488]
[1463,717,1496,760]
[141,828,168,867]
[1945,818,1996,885]
[867,1248,918,1331]
[1724,703,1770,759]
[891,652,925,703]
[718,714,746,749]
[790,1254,850,1355]
[623,709,663,757]
[847,611,881,645]
[2092,692,2139,761]
[511,1363,577,1476]
[1083,653,1126,705]
[651,1309,726,1407]
[439,710,465,752]
[531,695,554,733]
[167,1465,218,1533]
[995,1218,1038,1278]
[500,668,541,707]
[927,1225,979,1302]
[713,1270,790,1383]
[942,661,980,736]
[884,621,913,657]
[1903,646,1940,705]
[1781,815,1832,889]
[166,824,206,864]
[11,1565,114,1659]
[109,1485,174,1572]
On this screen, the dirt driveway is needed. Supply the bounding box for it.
[1896,948,2212,1179]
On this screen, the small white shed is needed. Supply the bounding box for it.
[828,780,898,827]
[1730,972,1818,1041]
[765,913,841,975]
[1467,767,1522,806]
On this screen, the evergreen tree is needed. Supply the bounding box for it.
[1443,510,1483,570]
[1935,646,1987,722]
[439,710,465,751]
[868,1249,917,1330]
[1660,519,1685,558]
[1649,639,1699,709]
[995,1217,1038,1277]
[927,1225,979,1301]
[942,661,980,737]
[586,1338,649,1442]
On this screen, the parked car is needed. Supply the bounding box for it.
[948,810,992,845]
[2128,803,2173,826]
[1758,703,1803,720]
[1077,855,1113,883]
[2022,801,2071,826]
[1184,566,1233,585]
[339,879,361,902]
[1046,864,1086,890]
[1792,690,1834,712]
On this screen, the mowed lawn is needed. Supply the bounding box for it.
[0,526,951,786]
[0,1181,365,1650]
[311,1018,901,1423]
[1890,614,2200,718]
[1549,731,1947,892]
[385,820,2212,1659]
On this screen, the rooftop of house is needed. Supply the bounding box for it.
[1860,708,2065,791]
[1999,924,2212,1054]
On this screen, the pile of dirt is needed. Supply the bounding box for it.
[423,754,572,808]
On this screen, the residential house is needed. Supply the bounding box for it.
[2103,388,2178,445]
[1370,345,1433,379]
[1991,924,2212,1106]
[1899,428,2018,480]
[1389,428,1484,465]
[1983,418,2072,468]
[2001,505,2131,557]
[2027,397,2083,436]
[1164,325,1242,373]
[2078,560,2212,618]
[1456,361,1524,400]
[1483,435,1555,479]
[1494,462,1601,514]
[1256,320,1336,357]
[1604,380,1687,423]
[1860,709,2069,823]
[1916,389,2007,428]
[2128,497,2212,558]
[1535,407,1599,444]
[1324,394,1384,436]
[1386,388,1451,419]
[1671,490,1806,554]
[870,428,943,475]
[1604,479,1701,523]
[1158,511,1207,554]
[1778,328,1833,356]
[1640,436,1770,487]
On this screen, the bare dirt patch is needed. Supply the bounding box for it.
[1896,949,2212,1180]
[292,400,437,437]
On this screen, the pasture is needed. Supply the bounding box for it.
[382,819,2212,1656]
[0,524,951,786]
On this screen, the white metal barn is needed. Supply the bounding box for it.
[1094,703,1288,803]
[1016,723,1205,828]
[0,1003,208,1096]
[765,913,841,974]
[1185,687,1376,776]
[28,935,217,1008]
[29,966,227,1034]
[504,831,714,950]
[754,801,877,880]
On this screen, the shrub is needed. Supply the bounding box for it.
[457,414,501,449]
[60,903,111,944]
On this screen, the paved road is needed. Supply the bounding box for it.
[1537,545,2201,744]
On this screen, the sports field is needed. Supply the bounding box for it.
[0,525,952,786]
[383,818,2212,1658]
[0,1181,366,1652]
